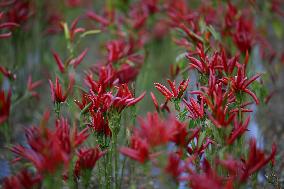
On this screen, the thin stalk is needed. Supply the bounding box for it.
[129,160,136,187]
[128,106,137,187]
[106,148,113,189]
[113,134,118,189]
[103,150,108,189]
[108,112,121,189]
[11,92,30,111]
[119,156,127,189]
[82,170,92,188]
[0,122,11,144]
[98,160,102,189]
[55,102,61,118]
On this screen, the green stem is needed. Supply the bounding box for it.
[97,159,102,189]
[55,102,61,118]
[129,161,136,187]
[106,149,113,189]
[42,173,61,189]
[11,92,30,111]
[103,154,107,188]
[108,112,121,189]
[0,122,11,144]
[82,169,92,188]
[119,156,127,189]
[113,134,118,189]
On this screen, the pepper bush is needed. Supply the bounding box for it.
[0,0,283,189]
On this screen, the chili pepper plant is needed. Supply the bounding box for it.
[0,0,283,189]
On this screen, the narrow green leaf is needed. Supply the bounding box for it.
[272,19,283,39]
[62,22,70,40]
[80,30,101,38]
[197,131,206,149]
[207,25,220,41]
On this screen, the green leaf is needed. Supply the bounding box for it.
[199,18,207,33]
[272,19,283,39]
[80,30,101,38]
[62,22,70,40]
[251,81,268,104]
[175,52,187,63]
[188,119,195,129]
[197,131,206,149]
[207,25,220,41]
